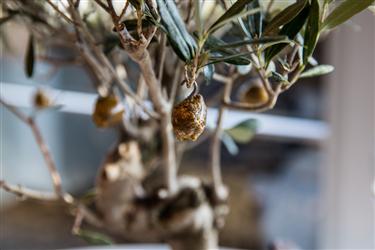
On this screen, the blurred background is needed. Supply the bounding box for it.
[1,6,374,250]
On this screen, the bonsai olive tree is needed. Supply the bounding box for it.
[1,0,373,249]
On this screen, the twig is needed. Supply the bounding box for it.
[72,203,103,234]
[157,33,167,81]
[0,180,58,201]
[0,98,29,123]
[46,0,77,25]
[119,0,130,21]
[93,0,110,12]
[209,75,235,200]
[0,98,65,200]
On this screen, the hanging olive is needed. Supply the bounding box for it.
[241,85,269,105]
[33,89,51,109]
[93,94,124,128]
[172,94,207,141]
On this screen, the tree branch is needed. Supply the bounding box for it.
[0,98,66,200]
[0,180,59,201]
[46,0,77,25]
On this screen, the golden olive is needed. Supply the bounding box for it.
[92,94,124,128]
[241,85,269,105]
[172,94,207,141]
[33,89,51,109]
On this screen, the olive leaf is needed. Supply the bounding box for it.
[264,3,310,64]
[211,36,290,49]
[264,0,308,34]
[300,64,334,78]
[270,71,289,84]
[76,229,114,245]
[25,34,35,78]
[203,35,251,65]
[208,52,252,66]
[221,132,239,155]
[210,0,254,29]
[203,64,215,84]
[303,0,320,64]
[156,0,197,62]
[321,0,374,31]
[225,119,258,144]
[208,7,261,34]
[247,0,263,37]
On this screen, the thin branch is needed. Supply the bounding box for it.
[0,180,58,201]
[0,98,65,200]
[0,98,29,123]
[29,118,64,198]
[157,33,167,81]
[119,0,130,21]
[209,75,235,201]
[46,0,77,25]
[93,0,110,12]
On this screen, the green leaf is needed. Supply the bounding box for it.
[221,132,239,155]
[321,0,374,31]
[300,64,334,78]
[156,0,197,61]
[203,64,215,84]
[225,119,258,144]
[208,52,252,65]
[25,34,35,78]
[270,71,289,83]
[303,0,320,64]
[203,35,251,65]
[210,0,254,29]
[247,0,263,37]
[264,3,310,64]
[208,7,261,34]
[211,36,291,49]
[264,0,308,34]
[76,229,114,245]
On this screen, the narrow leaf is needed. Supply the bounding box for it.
[300,64,334,78]
[247,0,263,37]
[226,119,258,144]
[303,0,320,64]
[264,0,308,34]
[270,71,289,83]
[203,64,215,84]
[208,52,253,65]
[321,0,374,31]
[203,35,252,65]
[208,7,261,34]
[76,229,114,245]
[25,34,35,78]
[156,0,197,61]
[221,132,239,155]
[211,36,290,49]
[209,0,255,32]
[265,3,311,64]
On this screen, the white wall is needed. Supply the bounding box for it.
[320,11,375,249]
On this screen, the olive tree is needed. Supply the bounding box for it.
[1,0,373,249]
